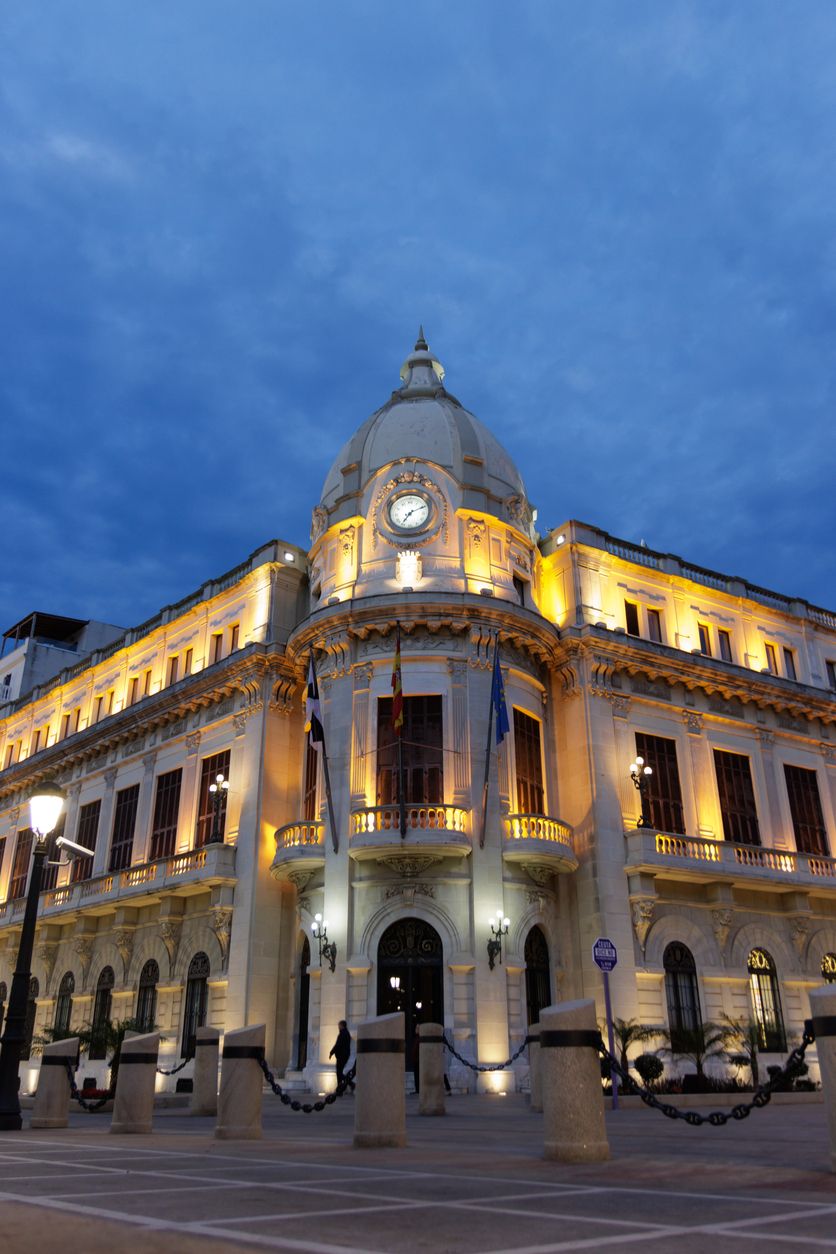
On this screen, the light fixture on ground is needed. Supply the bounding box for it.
[312,914,337,973]
[629,755,653,828]
[207,771,230,843]
[0,779,66,1130]
[487,910,510,970]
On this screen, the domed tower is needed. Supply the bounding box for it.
[278,334,575,1095]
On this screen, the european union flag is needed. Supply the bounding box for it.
[491,644,510,745]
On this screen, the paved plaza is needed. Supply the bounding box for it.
[1,1094,834,1253]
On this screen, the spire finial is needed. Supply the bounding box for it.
[415,325,428,352]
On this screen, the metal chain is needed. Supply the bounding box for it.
[442,1033,529,1073]
[598,1021,816,1127]
[157,1058,191,1076]
[62,1059,114,1112]
[258,1057,357,1112]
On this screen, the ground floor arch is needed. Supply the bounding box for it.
[376,917,444,1064]
[524,924,551,1026]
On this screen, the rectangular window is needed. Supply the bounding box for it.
[698,624,712,656]
[109,784,140,872]
[782,647,797,681]
[60,713,71,740]
[765,643,778,675]
[376,696,443,806]
[302,739,319,822]
[635,733,685,834]
[4,744,13,769]
[229,623,240,653]
[647,609,662,643]
[72,707,81,733]
[107,689,115,714]
[149,769,183,861]
[827,660,836,691]
[784,765,828,857]
[514,709,545,815]
[195,750,231,847]
[183,647,193,676]
[624,601,640,637]
[512,575,526,607]
[167,655,179,686]
[718,629,733,663]
[0,836,5,900]
[128,677,139,707]
[143,669,152,697]
[94,695,104,724]
[9,828,33,900]
[40,816,63,893]
[71,800,101,883]
[31,729,41,755]
[714,750,761,845]
[210,633,223,665]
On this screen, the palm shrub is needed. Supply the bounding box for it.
[606,1018,658,1074]
[634,1053,664,1089]
[660,1021,728,1087]
[721,1015,761,1088]
[75,1017,157,1093]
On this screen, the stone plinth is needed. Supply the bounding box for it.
[528,1022,542,1113]
[191,1027,220,1116]
[354,1012,406,1148]
[809,987,836,1173]
[110,1032,160,1135]
[418,1021,446,1116]
[541,1000,609,1163]
[31,1037,79,1129]
[215,1024,265,1140]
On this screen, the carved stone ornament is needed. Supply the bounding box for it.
[298,896,311,916]
[159,919,183,977]
[631,898,656,955]
[8,806,20,825]
[682,711,703,735]
[114,930,135,983]
[232,711,248,736]
[339,525,356,562]
[610,695,631,719]
[37,942,58,993]
[73,937,94,990]
[522,863,555,888]
[384,881,435,905]
[466,518,486,549]
[712,908,734,956]
[142,750,158,776]
[287,869,315,894]
[311,505,328,542]
[446,657,468,681]
[378,854,441,878]
[757,729,775,750]
[526,889,548,911]
[210,906,233,968]
[821,743,836,767]
[185,731,202,755]
[505,494,527,527]
[790,916,810,960]
[104,767,119,788]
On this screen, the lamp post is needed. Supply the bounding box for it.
[487,909,510,970]
[629,755,653,829]
[207,772,229,844]
[0,779,66,1130]
[311,914,337,973]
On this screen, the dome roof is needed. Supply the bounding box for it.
[318,331,530,519]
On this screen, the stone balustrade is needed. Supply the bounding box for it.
[502,813,577,875]
[270,820,326,880]
[348,804,471,864]
[626,829,836,887]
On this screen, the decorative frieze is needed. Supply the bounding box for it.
[114,930,134,982]
[73,937,94,990]
[630,898,656,955]
[210,906,233,968]
[159,919,183,977]
[711,908,734,956]
[681,711,703,735]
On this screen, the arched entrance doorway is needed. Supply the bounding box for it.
[376,918,444,1065]
[524,925,551,1026]
[296,935,311,1070]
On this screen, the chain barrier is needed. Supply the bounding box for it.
[156,1058,191,1076]
[258,1056,357,1113]
[597,1019,816,1127]
[442,1033,529,1073]
[62,1058,114,1112]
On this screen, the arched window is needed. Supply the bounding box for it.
[664,942,702,1047]
[90,967,115,1059]
[54,971,75,1035]
[524,926,551,1026]
[0,981,6,1038]
[181,952,210,1058]
[748,948,786,1051]
[21,977,39,1061]
[822,953,836,984]
[136,960,159,1032]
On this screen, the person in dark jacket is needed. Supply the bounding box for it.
[329,1020,355,1090]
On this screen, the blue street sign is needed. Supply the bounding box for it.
[592,937,618,972]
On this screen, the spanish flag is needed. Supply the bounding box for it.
[391,623,404,735]
[305,651,324,749]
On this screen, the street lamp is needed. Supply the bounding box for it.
[0,779,66,1130]
[207,772,229,844]
[629,755,653,829]
[311,914,337,973]
[487,909,510,970]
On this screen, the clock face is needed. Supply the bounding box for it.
[388,492,430,531]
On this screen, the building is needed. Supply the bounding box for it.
[1,332,835,1094]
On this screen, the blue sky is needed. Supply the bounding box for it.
[3,2,835,630]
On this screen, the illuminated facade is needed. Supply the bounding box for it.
[1,333,835,1093]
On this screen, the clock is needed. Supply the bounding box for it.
[388,492,430,531]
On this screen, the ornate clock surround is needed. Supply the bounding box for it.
[372,470,448,550]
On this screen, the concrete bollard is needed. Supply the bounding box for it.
[215,1024,266,1140]
[354,1012,406,1148]
[528,1021,542,1113]
[190,1026,220,1116]
[110,1032,160,1134]
[418,1022,446,1116]
[809,986,836,1173]
[31,1037,79,1129]
[540,1000,609,1163]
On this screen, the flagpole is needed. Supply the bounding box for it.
[393,623,407,840]
[321,746,339,855]
[307,649,339,854]
[397,733,407,840]
[479,637,499,850]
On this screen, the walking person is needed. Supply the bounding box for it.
[329,1019,355,1091]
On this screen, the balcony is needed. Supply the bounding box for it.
[270,821,326,881]
[624,830,836,891]
[349,804,471,866]
[502,814,578,879]
[0,842,237,924]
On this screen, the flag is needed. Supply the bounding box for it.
[391,624,404,735]
[305,652,324,749]
[491,642,510,745]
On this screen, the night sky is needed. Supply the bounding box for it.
[3,3,835,634]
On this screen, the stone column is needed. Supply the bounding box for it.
[447,659,471,807]
[350,664,373,808]
[215,1024,265,1140]
[110,1032,160,1134]
[683,713,720,839]
[757,730,791,850]
[191,1026,220,1116]
[541,1000,609,1163]
[131,751,159,865]
[92,769,119,877]
[418,1022,446,1116]
[31,1037,79,1129]
[809,987,836,1173]
[178,732,203,852]
[528,1021,542,1113]
[354,1012,406,1148]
